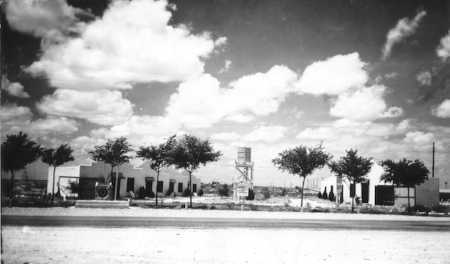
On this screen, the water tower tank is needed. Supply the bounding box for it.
[237,147,251,163]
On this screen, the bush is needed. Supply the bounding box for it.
[317,191,322,199]
[197,189,204,196]
[218,184,230,197]
[431,204,449,213]
[322,187,328,200]
[182,188,191,197]
[165,189,173,196]
[137,187,145,199]
[246,189,255,200]
[329,186,335,201]
[261,187,270,199]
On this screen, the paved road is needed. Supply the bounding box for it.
[3,214,450,231]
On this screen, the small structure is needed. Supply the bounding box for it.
[320,163,440,208]
[233,147,254,200]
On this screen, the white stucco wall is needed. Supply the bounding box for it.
[52,161,202,198]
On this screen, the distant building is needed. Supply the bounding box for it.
[47,161,201,199]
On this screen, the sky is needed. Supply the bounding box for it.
[1,0,450,187]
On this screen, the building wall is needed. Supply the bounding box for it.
[416,178,440,208]
[46,166,81,195]
[78,161,201,198]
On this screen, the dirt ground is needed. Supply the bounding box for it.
[2,226,450,264]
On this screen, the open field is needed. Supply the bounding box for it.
[3,226,450,264]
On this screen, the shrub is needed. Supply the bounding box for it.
[431,204,449,213]
[197,189,204,196]
[329,186,335,201]
[137,187,145,199]
[317,191,322,199]
[322,187,328,200]
[246,189,255,200]
[218,184,230,197]
[182,188,191,197]
[165,189,173,196]
[261,187,270,199]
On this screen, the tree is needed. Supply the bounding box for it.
[169,135,221,208]
[1,132,41,199]
[380,158,429,210]
[136,135,176,207]
[89,137,132,200]
[272,145,331,208]
[41,144,74,201]
[329,149,372,212]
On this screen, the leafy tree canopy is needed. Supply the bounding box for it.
[41,144,74,167]
[272,145,331,178]
[136,135,176,172]
[380,158,429,187]
[169,135,222,173]
[1,132,41,172]
[331,149,372,183]
[89,137,132,167]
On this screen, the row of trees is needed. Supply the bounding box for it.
[1,132,74,201]
[273,145,429,211]
[89,134,222,207]
[1,132,221,208]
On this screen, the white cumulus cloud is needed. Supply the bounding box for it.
[166,65,298,128]
[432,99,450,118]
[37,89,134,126]
[1,77,30,98]
[295,52,368,95]
[382,10,426,60]
[436,30,450,61]
[5,0,85,40]
[26,0,225,90]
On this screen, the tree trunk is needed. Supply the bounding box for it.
[155,169,159,207]
[407,186,410,211]
[114,167,119,201]
[52,166,57,202]
[189,171,192,208]
[351,181,355,213]
[300,176,306,208]
[9,170,15,200]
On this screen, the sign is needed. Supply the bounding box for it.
[236,183,249,197]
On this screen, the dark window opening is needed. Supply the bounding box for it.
[178,182,183,192]
[350,183,355,197]
[192,184,197,193]
[126,177,134,192]
[157,181,163,193]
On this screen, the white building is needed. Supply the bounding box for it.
[319,163,440,208]
[47,161,201,199]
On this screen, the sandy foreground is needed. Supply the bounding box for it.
[2,226,450,264]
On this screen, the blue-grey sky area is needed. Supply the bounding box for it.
[1,0,449,187]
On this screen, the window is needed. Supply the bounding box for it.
[157,181,163,192]
[350,183,355,197]
[126,177,134,192]
[192,184,197,193]
[178,182,183,192]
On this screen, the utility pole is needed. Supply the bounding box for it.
[432,142,435,178]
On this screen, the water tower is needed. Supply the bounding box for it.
[233,147,254,200]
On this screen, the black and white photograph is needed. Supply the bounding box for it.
[1,0,450,263]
